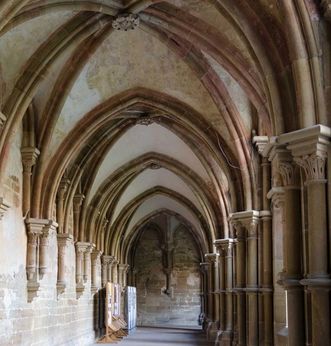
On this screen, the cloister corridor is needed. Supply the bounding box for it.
[0,1,331,346]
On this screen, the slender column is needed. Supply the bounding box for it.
[101,255,113,286]
[204,254,218,341]
[246,218,259,346]
[118,264,126,287]
[295,153,331,345]
[25,218,56,300]
[232,222,246,346]
[112,259,119,284]
[21,147,39,215]
[56,177,70,234]
[270,146,305,346]
[57,233,73,294]
[84,243,93,282]
[91,250,102,292]
[261,157,273,346]
[75,242,89,293]
[39,220,57,279]
[73,194,85,240]
[214,240,234,345]
[200,262,209,329]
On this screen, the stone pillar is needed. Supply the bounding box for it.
[215,244,226,339]
[83,243,93,283]
[260,152,273,346]
[21,147,39,215]
[76,242,89,294]
[230,211,259,346]
[112,259,119,284]
[205,253,219,341]
[101,255,113,287]
[91,250,102,292]
[56,177,70,234]
[232,222,246,346]
[214,239,234,346]
[57,233,73,294]
[73,193,85,240]
[200,262,210,330]
[118,264,126,287]
[269,144,305,346]
[279,125,331,346]
[25,218,57,300]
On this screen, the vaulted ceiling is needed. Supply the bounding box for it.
[0,0,329,260]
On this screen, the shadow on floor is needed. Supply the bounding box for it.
[95,326,213,345]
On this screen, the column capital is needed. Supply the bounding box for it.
[0,197,10,220]
[73,193,85,208]
[75,241,90,253]
[26,218,56,235]
[57,233,73,246]
[252,136,269,156]
[205,253,219,263]
[295,153,327,182]
[118,263,130,273]
[21,147,40,169]
[58,177,71,195]
[91,249,102,261]
[267,187,285,209]
[102,255,116,265]
[214,239,234,256]
[229,210,260,227]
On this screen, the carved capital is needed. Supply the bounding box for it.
[229,210,259,234]
[267,187,285,209]
[91,250,102,263]
[278,161,300,186]
[214,239,234,257]
[73,194,85,211]
[58,177,71,197]
[0,197,10,220]
[205,253,219,263]
[252,136,269,156]
[75,241,90,253]
[21,147,40,172]
[102,255,116,266]
[295,153,327,182]
[57,233,73,248]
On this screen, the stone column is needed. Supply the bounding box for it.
[57,233,73,294]
[215,243,226,339]
[200,262,210,330]
[76,242,89,294]
[112,259,119,284]
[21,147,39,215]
[230,211,259,346]
[118,264,126,287]
[101,255,113,287]
[279,125,331,346]
[56,177,70,234]
[270,145,305,346]
[205,253,219,341]
[91,250,102,292]
[232,221,246,346]
[73,194,85,240]
[215,239,234,346]
[261,156,273,346]
[25,218,57,300]
[83,243,93,283]
[295,153,331,345]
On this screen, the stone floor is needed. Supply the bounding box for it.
[96,327,213,345]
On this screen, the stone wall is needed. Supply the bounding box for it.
[134,224,201,327]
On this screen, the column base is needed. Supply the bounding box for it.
[217,330,233,346]
[57,281,66,296]
[206,321,219,341]
[27,280,40,302]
